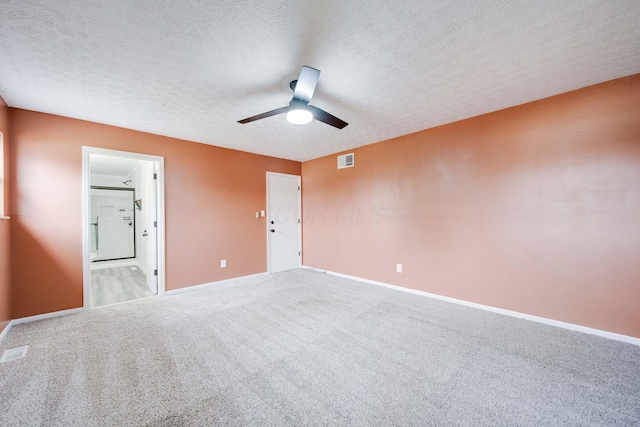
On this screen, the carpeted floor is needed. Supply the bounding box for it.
[0,269,639,426]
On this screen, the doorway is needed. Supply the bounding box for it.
[267,172,301,273]
[82,147,165,308]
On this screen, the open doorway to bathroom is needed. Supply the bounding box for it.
[82,147,165,308]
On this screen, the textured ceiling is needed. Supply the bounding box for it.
[1,1,639,162]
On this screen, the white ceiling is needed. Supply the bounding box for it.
[1,1,639,162]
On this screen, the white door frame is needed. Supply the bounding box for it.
[82,146,166,308]
[266,171,302,273]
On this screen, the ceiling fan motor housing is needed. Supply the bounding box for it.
[238,66,348,129]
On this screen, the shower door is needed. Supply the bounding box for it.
[90,188,135,261]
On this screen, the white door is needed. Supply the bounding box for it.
[90,188,135,260]
[267,172,301,273]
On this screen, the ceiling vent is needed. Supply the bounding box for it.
[337,153,354,169]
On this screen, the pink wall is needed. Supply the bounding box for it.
[0,97,10,333]
[302,75,640,338]
[10,109,300,318]
[0,219,9,334]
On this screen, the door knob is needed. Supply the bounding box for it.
[270,229,275,233]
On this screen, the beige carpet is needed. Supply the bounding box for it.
[0,269,639,426]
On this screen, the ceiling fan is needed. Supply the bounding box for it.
[238,66,348,129]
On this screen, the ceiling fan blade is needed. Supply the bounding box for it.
[237,106,288,124]
[292,66,320,103]
[308,105,348,129]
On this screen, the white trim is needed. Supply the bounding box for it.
[301,266,327,273]
[165,272,268,296]
[135,261,148,276]
[298,176,302,268]
[90,259,137,270]
[82,146,166,310]
[266,172,302,274]
[0,322,12,344]
[90,260,147,275]
[82,147,90,308]
[157,158,166,297]
[0,307,86,344]
[11,307,85,326]
[266,172,270,273]
[301,266,640,346]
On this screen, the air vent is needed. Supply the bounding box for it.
[337,153,354,169]
[0,345,29,363]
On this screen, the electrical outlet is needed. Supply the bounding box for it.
[260,210,265,217]
[396,263,402,273]
[256,212,259,218]
[221,259,227,268]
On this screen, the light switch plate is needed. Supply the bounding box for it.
[221,259,227,268]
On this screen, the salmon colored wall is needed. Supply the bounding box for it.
[10,110,300,318]
[0,219,9,333]
[302,75,640,338]
[1,96,9,215]
[0,97,10,333]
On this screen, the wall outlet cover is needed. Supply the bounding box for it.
[221,259,227,268]
[396,263,403,273]
[260,210,265,217]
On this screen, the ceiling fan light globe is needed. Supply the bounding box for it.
[286,109,313,125]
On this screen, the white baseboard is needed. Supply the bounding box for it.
[301,266,640,347]
[0,307,85,345]
[90,259,137,270]
[1,273,268,343]
[134,261,148,276]
[165,272,269,296]
[132,261,156,294]
[0,322,12,344]
[11,307,85,326]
